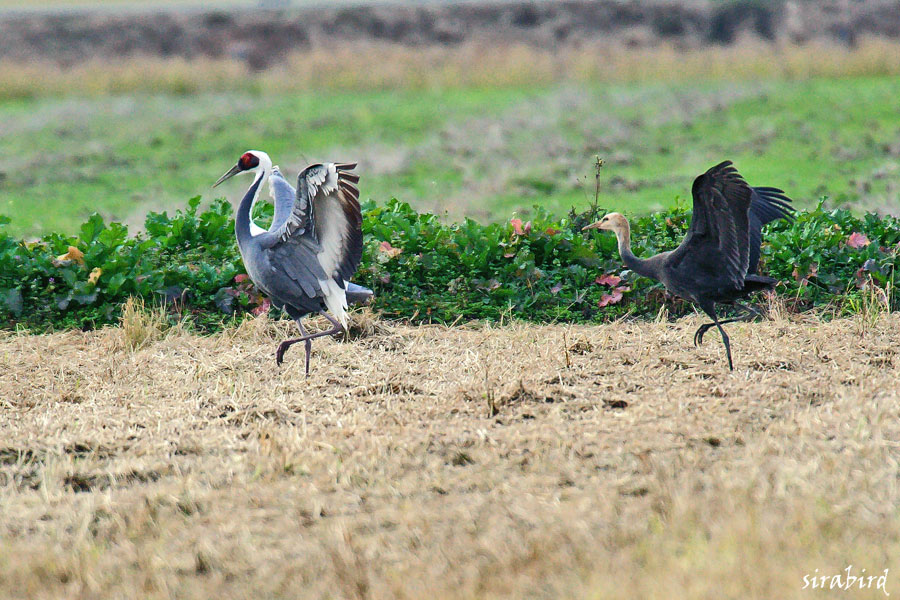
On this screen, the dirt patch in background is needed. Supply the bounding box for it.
[2,1,900,69]
[1,311,899,598]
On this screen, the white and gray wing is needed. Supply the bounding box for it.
[267,166,297,234]
[308,162,362,286]
[261,163,362,318]
[271,162,360,255]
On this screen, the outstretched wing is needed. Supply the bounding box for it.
[302,163,362,285]
[259,163,362,309]
[748,186,794,275]
[668,160,753,290]
[268,166,297,234]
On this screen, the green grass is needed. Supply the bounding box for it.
[1,75,899,237]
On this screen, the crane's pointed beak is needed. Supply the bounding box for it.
[213,164,242,188]
[582,221,602,231]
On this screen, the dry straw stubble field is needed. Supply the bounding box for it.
[1,306,899,599]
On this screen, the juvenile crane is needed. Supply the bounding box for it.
[583,161,793,370]
[214,150,365,374]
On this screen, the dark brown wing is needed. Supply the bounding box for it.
[748,186,794,275]
[667,161,753,290]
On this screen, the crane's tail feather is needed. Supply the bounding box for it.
[345,281,374,306]
[320,278,349,330]
[742,274,777,293]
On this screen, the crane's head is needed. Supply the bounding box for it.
[213,150,269,187]
[582,212,628,235]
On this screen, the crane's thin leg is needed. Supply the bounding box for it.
[698,305,734,371]
[275,312,345,372]
[694,303,763,346]
[297,320,312,377]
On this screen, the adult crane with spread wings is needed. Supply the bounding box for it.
[214,150,366,375]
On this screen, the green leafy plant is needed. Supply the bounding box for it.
[0,197,898,332]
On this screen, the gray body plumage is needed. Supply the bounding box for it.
[243,163,371,320]
[220,151,367,372]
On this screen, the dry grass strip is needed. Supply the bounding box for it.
[1,311,899,599]
[4,38,900,99]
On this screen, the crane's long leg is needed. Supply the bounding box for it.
[697,304,734,371]
[694,303,763,346]
[275,311,345,373]
[297,320,312,376]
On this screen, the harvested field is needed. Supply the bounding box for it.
[1,310,899,598]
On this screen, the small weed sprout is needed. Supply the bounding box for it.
[852,276,892,334]
[120,297,168,351]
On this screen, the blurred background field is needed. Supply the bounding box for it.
[1,0,900,236]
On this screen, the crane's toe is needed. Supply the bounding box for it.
[276,341,292,366]
[694,323,716,346]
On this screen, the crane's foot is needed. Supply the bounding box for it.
[276,339,300,366]
[693,324,713,346]
[275,339,313,377]
[695,313,755,347]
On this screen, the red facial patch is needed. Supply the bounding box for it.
[240,153,254,168]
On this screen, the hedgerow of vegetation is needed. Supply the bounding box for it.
[0,197,897,332]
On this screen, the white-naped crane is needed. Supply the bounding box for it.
[214,150,370,374]
[583,161,793,370]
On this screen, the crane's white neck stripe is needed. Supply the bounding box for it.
[248,152,273,237]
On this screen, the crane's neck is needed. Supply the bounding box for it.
[249,160,272,236]
[235,155,272,249]
[614,221,656,280]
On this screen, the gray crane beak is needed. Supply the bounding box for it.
[213,164,242,188]
[582,221,602,231]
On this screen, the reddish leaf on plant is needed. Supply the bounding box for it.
[234,273,249,283]
[598,290,623,308]
[595,274,622,287]
[550,282,563,295]
[598,285,630,307]
[846,232,870,249]
[251,298,271,316]
[510,218,524,236]
[379,241,402,258]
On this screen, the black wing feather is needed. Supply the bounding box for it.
[668,160,753,290]
[748,186,794,274]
